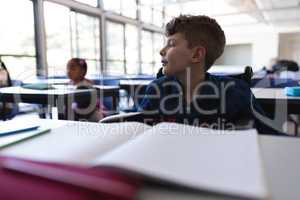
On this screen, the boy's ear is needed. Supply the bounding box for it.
[191,46,206,63]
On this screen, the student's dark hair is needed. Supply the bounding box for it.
[0,60,12,86]
[70,58,88,75]
[165,15,226,71]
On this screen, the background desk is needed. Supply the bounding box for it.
[119,80,152,106]
[0,86,120,120]
[22,77,70,85]
[252,88,300,115]
[119,80,151,93]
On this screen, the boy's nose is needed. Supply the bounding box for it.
[160,47,166,56]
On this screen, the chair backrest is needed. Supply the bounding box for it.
[0,60,13,87]
[229,66,253,85]
[0,60,19,120]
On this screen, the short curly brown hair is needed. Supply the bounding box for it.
[165,15,226,71]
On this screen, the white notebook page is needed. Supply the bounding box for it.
[95,122,268,199]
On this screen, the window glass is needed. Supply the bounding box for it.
[0,0,36,79]
[45,2,71,76]
[0,57,36,81]
[140,0,164,27]
[141,31,164,75]
[153,33,164,72]
[153,9,163,27]
[141,30,154,74]
[125,25,139,74]
[106,21,125,75]
[140,0,152,24]
[70,11,101,74]
[165,4,181,24]
[103,0,137,19]
[141,7,152,24]
[103,0,121,14]
[141,63,153,75]
[152,0,164,27]
[45,2,101,76]
[121,0,137,19]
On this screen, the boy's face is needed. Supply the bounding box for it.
[67,60,85,82]
[160,33,194,77]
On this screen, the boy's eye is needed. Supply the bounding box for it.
[167,40,175,47]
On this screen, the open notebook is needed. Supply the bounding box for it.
[0,122,268,199]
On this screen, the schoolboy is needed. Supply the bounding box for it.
[137,15,279,134]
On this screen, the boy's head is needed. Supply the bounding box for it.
[67,58,87,83]
[160,15,225,76]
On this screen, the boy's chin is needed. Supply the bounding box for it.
[163,67,186,77]
[162,68,172,76]
[163,66,176,76]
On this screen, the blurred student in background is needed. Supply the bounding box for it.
[67,58,106,122]
[0,60,16,120]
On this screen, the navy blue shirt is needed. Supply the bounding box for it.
[136,73,280,134]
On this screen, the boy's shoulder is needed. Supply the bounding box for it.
[208,73,250,90]
[149,75,176,85]
[208,74,253,103]
[146,73,251,96]
[149,73,250,88]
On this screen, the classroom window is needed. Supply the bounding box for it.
[103,0,121,14]
[70,11,101,75]
[141,30,154,74]
[106,21,125,75]
[141,30,164,75]
[140,0,164,27]
[44,2,101,77]
[164,4,181,24]
[103,0,137,19]
[153,33,164,73]
[152,0,164,27]
[122,0,137,19]
[125,25,139,74]
[0,0,36,80]
[106,21,139,75]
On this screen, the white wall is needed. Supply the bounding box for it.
[279,32,300,65]
[215,44,253,66]
[223,25,279,72]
